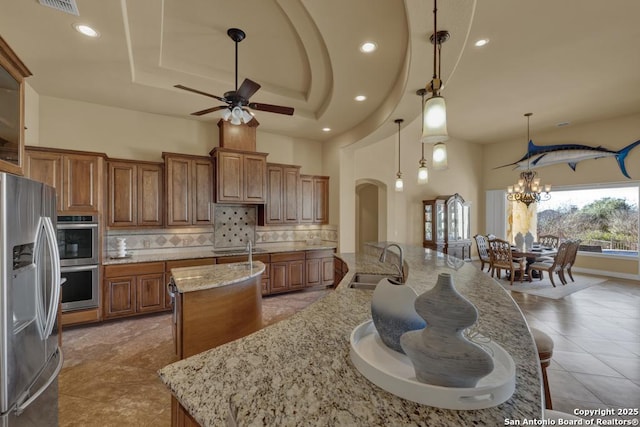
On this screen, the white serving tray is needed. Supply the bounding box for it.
[349,320,516,410]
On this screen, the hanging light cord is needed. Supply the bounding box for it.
[420,92,426,161]
[397,120,402,174]
[525,113,532,170]
[432,0,438,81]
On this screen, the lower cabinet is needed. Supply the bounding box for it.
[334,257,349,287]
[103,262,167,319]
[172,397,201,427]
[165,258,216,310]
[270,252,305,294]
[305,250,335,288]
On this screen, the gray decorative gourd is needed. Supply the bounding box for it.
[400,273,494,388]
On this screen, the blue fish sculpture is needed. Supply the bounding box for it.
[498,139,640,178]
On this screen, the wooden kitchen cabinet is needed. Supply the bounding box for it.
[107,159,163,228]
[210,147,267,204]
[270,251,305,293]
[103,262,167,319]
[300,175,329,224]
[305,249,335,288]
[259,163,300,225]
[163,153,213,226]
[25,147,105,214]
[334,257,349,287]
[0,36,31,177]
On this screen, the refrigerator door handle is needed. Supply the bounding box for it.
[42,216,61,339]
[14,347,64,416]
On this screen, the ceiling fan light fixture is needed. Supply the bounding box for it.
[222,109,232,121]
[241,109,253,124]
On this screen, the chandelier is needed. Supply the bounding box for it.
[506,113,551,207]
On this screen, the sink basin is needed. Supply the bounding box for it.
[348,273,403,290]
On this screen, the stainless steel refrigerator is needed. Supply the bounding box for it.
[0,173,62,426]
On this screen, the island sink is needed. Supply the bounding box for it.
[349,273,403,290]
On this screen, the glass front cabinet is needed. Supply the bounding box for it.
[423,193,471,260]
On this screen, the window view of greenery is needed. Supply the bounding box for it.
[537,186,639,257]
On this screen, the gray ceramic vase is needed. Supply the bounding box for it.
[371,278,426,354]
[400,273,494,387]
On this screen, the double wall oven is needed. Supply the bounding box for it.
[57,215,100,312]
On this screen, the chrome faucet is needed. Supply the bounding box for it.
[246,239,253,269]
[379,243,404,282]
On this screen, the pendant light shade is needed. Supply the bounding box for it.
[394,118,404,192]
[432,142,448,170]
[422,96,448,143]
[417,161,429,184]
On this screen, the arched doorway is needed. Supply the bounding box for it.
[356,179,387,252]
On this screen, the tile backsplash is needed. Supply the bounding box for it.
[106,205,338,257]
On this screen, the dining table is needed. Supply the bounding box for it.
[511,246,558,280]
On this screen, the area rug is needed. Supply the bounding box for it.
[497,273,608,299]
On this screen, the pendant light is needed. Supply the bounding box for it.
[422,0,450,144]
[416,89,429,184]
[394,119,404,192]
[506,113,551,206]
[433,142,448,170]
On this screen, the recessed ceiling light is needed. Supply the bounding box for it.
[360,42,377,53]
[354,95,367,102]
[474,38,489,47]
[556,121,571,127]
[73,23,100,38]
[322,127,331,132]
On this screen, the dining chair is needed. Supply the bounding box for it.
[527,241,570,287]
[538,235,560,249]
[473,234,491,272]
[562,239,581,283]
[488,238,525,285]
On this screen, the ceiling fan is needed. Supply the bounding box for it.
[175,28,294,124]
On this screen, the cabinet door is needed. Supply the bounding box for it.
[24,150,63,212]
[192,159,213,224]
[243,154,266,203]
[62,153,101,213]
[108,161,136,227]
[283,166,300,223]
[166,157,192,226]
[299,175,314,223]
[265,165,283,224]
[321,256,335,287]
[136,273,165,313]
[314,177,329,224]
[305,258,321,287]
[103,276,136,319]
[270,262,289,293]
[216,151,243,202]
[288,260,305,290]
[138,164,163,226]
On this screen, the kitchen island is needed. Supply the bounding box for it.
[159,243,543,426]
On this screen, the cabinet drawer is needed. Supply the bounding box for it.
[270,252,305,263]
[305,249,335,259]
[165,258,216,272]
[104,262,165,278]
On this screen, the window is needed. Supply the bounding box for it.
[536,184,639,257]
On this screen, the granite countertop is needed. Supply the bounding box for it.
[102,242,337,265]
[171,261,265,293]
[158,243,542,426]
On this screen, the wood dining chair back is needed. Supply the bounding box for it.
[538,235,560,249]
[473,234,491,272]
[528,241,570,287]
[562,239,581,282]
[488,238,525,286]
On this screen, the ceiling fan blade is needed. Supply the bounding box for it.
[248,102,294,116]
[175,85,227,103]
[236,78,261,100]
[191,106,228,116]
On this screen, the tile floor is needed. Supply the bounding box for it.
[58,274,640,426]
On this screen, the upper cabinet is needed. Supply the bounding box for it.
[25,147,104,214]
[107,159,163,228]
[259,163,300,225]
[0,36,32,176]
[210,147,267,204]
[163,153,213,226]
[423,193,471,260]
[300,175,329,224]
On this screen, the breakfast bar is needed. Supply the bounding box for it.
[159,244,543,426]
